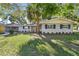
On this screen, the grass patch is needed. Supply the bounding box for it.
[19,38,56,56]
[0,33,79,56]
[0,34,31,56]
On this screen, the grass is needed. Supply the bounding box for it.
[0,34,31,56]
[0,33,79,56]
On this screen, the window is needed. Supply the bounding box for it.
[48,25,52,29]
[68,24,71,29]
[45,24,56,29]
[60,24,71,29]
[25,27,28,29]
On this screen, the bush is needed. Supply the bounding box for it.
[9,29,14,34]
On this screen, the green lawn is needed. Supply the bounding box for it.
[0,33,79,56]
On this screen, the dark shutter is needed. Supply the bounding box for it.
[60,24,63,29]
[53,24,56,29]
[28,26,30,29]
[45,24,47,29]
[68,24,70,29]
[23,26,25,29]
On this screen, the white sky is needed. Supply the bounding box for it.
[0,0,79,3]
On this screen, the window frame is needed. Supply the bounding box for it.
[60,24,71,29]
[45,24,56,29]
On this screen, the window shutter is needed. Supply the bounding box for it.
[23,26,25,29]
[68,24,70,29]
[53,24,56,29]
[60,24,63,29]
[45,24,47,29]
[28,26,30,29]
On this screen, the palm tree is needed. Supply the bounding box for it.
[27,3,60,33]
[27,4,41,33]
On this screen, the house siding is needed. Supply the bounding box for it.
[18,26,31,32]
[41,24,73,34]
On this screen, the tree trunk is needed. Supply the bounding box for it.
[36,18,40,33]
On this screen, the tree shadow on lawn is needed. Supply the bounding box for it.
[38,33,79,55]
[18,38,50,56]
[48,39,79,56]
[18,37,79,56]
[56,40,79,55]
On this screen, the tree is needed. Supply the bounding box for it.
[57,3,79,22]
[0,3,27,24]
[27,4,42,33]
[27,3,60,33]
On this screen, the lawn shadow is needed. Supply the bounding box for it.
[18,34,79,56]
[18,38,50,56]
[17,33,79,56]
[38,33,79,56]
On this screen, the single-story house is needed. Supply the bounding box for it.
[1,17,78,34]
[5,23,37,33]
[40,18,76,34]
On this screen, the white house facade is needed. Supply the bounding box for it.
[40,18,73,34]
[5,24,36,33]
[5,17,79,34]
[18,26,30,32]
[18,24,36,32]
[40,24,73,34]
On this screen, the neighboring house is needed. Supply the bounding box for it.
[0,23,5,33]
[6,24,19,32]
[18,24,36,32]
[5,23,36,33]
[40,18,75,34]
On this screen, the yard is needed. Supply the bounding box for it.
[0,33,79,56]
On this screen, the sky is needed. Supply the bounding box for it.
[16,3,28,10]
